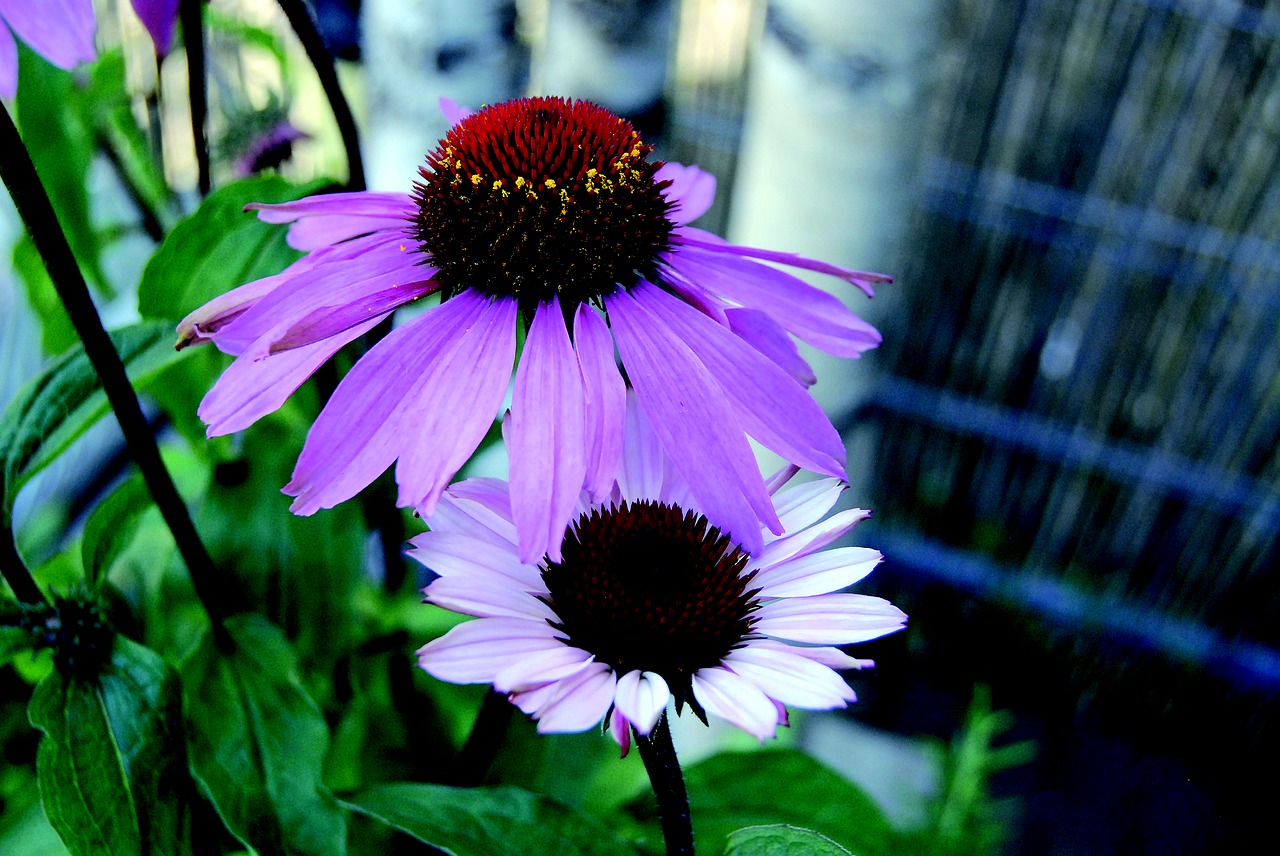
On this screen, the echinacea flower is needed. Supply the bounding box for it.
[413,397,906,749]
[0,0,96,99]
[177,96,889,560]
[130,0,178,57]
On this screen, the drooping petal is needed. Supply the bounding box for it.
[672,229,891,297]
[396,296,518,515]
[690,667,780,740]
[1,0,96,70]
[723,641,855,708]
[725,308,817,388]
[533,663,618,733]
[655,162,716,225]
[0,21,18,100]
[508,297,588,563]
[754,594,907,645]
[417,618,565,684]
[267,277,439,354]
[129,0,178,55]
[748,508,872,572]
[574,304,625,502]
[787,646,875,671]
[199,315,382,436]
[284,291,487,514]
[176,271,289,351]
[493,645,595,694]
[247,191,415,250]
[429,479,520,548]
[637,282,846,479]
[752,546,883,598]
[609,707,632,756]
[769,478,846,539]
[613,671,670,736]
[608,284,780,552]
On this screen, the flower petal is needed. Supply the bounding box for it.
[439,96,473,126]
[130,0,178,55]
[672,229,891,297]
[268,277,439,354]
[754,594,907,644]
[407,530,542,590]
[725,308,816,388]
[284,291,488,514]
[429,479,520,547]
[636,283,846,479]
[416,618,564,683]
[614,671,670,736]
[608,283,780,552]
[575,304,625,503]
[769,478,846,539]
[395,297,518,515]
[0,23,16,100]
[724,641,855,709]
[656,162,716,226]
[749,508,872,572]
[509,297,588,563]
[752,546,883,598]
[617,389,664,504]
[493,645,595,694]
[424,575,558,621]
[248,191,415,250]
[2,0,96,70]
[690,667,780,740]
[199,315,382,436]
[534,663,618,733]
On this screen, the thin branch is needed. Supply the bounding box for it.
[0,102,232,642]
[180,0,211,195]
[0,516,46,606]
[634,713,695,856]
[273,0,366,190]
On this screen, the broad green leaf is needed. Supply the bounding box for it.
[15,45,108,297]
[725,825,854,856]
[624,748,902,856]
[344,783,645,856]
[181,614,346,856]
[12,236,78,355]
[0,321,189,519]
[1,624,37,667]
[28,637,190,856]
[138,175,330,321]
[81,477,154,586]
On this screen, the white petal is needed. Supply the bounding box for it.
[748,508,872,572]
[768,478,845,542]
[690,667,779,740]
[613,671,670,735]
[724,642,855,709]
[534,663,618,733]
[493,645,595,693]
[416,619,562,683]
[752,547,882,598]
[407,530,544,590]
[754,594,907,644]
[423,576,557,621]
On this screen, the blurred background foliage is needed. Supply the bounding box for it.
[2,0,1276,853]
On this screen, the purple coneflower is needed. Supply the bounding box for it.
[177,96,889,561]
[0,0,96,99]
[130,0,178,57]
[413,396,906,750]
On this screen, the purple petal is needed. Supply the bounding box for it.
[407,530,542,590]
[284,292,488,514]
[724,642,854,708]
[439,96,473,126]
[269,278,439,354]
[754,594,907,644]
[430,479,519,547]
[666,247,881,356]
[749,508,872,572]
[425,575,558,621]
[176,273,285,352]
[607,284,779,552]
[726,308,816,387]
[199,315,382,436]
[637,283,846,479]
[509,297,588,563]
[655,162,716,225]
[769,478,846,539]
[493,645,595,694]
[1,0,96,69]
[248,191,415,250]
[672,229,892,297]
[610,707,632,756]
[617,390,664,505]
[395,297,517,514]
[129,0,177,55]
[613,671,669,735]
[574,305,625,502]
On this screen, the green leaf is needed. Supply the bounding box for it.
[81,478,154,587]
[0,321,188,519]
[1,624,37,667]
[724,825,855,856]
[624,748,902,856]
[138,175,330,321]
[28,637,191,856]
[181,615,346,856]
[344,783,645,856]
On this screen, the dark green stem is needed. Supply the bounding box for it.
[273,0,365,190]
[0,515,45,606]
[635,713,695,855]
[451,690,515,786]
[180,0,211,195]
[0,102,231,643]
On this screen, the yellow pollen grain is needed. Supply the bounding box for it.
[491,179,503,191]
[470,174,483,186]
[515,176,527,188]
[544,179,556,189]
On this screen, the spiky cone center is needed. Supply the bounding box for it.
[412,97,675,318]
[541,500,760,707]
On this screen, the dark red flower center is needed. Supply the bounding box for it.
[412,97,675,318]
[540,500,759,710]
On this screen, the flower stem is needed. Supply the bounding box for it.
[179,0,211,195]
[635,713,695,856]
[451,690,515,786]
[273,0,366,190]
[0,102,232,643]
[0,516,46,606]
